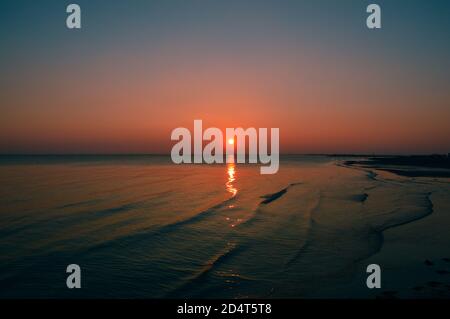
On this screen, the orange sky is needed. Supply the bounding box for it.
[1,1,449,154]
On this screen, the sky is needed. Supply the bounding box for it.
[1,0,449,154]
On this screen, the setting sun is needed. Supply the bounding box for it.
[228,138,234,145]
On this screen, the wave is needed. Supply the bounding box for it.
[166,242,242,297]
[157,196,236,234]
[284,193,322,268]
[82,194,237,255]
[285,163,435,273]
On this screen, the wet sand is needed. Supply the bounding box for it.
[345,155,450,178]
[334,162,450,299]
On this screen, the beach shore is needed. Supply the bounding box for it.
[334,158,450,298]
[0,155,449,298]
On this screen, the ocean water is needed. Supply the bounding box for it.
[0,155,440,298]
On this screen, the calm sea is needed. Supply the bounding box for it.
[0,155,432,298]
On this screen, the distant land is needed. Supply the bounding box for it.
[345,154,450,178]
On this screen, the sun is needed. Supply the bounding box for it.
[228,138,234,145]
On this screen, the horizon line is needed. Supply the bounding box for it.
[0,153,449,157]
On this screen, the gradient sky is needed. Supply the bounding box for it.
[1,0,449,154]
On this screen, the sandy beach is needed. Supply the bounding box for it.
[335,158,450,298]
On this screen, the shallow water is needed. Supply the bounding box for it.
[0,155,444,298]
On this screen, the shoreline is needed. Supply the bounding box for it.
[344,155,450,178]
[337,160,450,298]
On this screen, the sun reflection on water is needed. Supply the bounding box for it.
[226,162,237,196]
